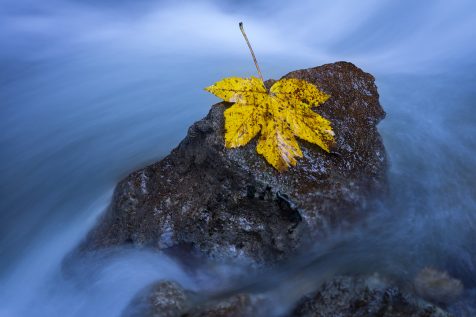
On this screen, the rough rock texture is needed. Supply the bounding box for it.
[289,276,453,317]
[121,281,189,317]
[122,281,263,317]
[82,62,387,265]
[122,276,454,317]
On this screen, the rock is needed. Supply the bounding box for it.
[185,293,262,317]
[121,281,189,317]
[122,281,263,317]
[414,268,464,305]
[123,275,456,317]
[81,62,387,265]
[289,275,453,317]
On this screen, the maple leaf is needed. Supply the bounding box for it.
[205,76,335,171]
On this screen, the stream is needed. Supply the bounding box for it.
[1,0,475,316]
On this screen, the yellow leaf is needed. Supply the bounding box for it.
[223,104,264,148]
[205,77,335,171]
[256,98,303,171]
[270,78,330,107]
[284,107,334,153]
[205,77,267,104]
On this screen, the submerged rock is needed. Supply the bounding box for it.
[414,267,464,305]
[81,62,387,265]
[289,275,453,317]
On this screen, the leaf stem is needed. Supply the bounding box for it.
[239,22,264,83]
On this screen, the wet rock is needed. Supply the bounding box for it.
[289,275,453,317]
[414,268,464,305]
[123,281,263,317]
[185,293,262,317]
[81,62,387,265]
[121,281,189,317]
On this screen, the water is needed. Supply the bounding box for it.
[1,0,475,316]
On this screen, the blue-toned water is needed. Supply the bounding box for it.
[1,0,475,316]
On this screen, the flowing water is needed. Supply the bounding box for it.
[1,0,475,316]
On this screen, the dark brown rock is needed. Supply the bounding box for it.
[289,275,453,317]
[81,62,387,265]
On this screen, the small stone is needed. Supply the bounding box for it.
[414,267,464,305]
[186,293,257,317]
[121,281,189,317]
[289,275,453,317]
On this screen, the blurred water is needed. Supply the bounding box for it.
[0,0,475,316]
